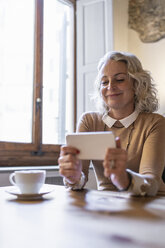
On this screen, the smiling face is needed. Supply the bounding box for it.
[100,60,135,119]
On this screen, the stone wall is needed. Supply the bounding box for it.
[128,0,165,43]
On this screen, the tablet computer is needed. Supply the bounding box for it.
[66,131,116,160]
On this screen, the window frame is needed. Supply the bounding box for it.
[0,0,77,166]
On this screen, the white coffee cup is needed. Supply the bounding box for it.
[9,170,46,194]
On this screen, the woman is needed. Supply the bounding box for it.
[58,51,165,196]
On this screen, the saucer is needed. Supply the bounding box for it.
[6,186,54,200]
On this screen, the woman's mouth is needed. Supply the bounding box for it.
[107,93,122,97]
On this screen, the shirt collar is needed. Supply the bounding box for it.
[102,110,139,128]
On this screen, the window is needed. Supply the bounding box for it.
[0,0,76,166]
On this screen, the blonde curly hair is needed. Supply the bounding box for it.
[93,51,158,113]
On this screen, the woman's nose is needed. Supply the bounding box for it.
[107,81,111,89]
[107,80,115,89]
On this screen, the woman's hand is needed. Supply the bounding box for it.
[58,145,82,184]
[103,137,131,191]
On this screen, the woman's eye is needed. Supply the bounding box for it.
[101,81,109,85]
[116,78,125,82]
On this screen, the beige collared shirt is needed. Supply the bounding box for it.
[76,111,165,196]
[102,110,139,128]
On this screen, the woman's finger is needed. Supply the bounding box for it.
[59,169,80,181]
[104,149,127,163]
[59,160,80,170]
[58,153,79,164]
[60,145,79,156]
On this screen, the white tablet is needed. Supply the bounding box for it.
[66,131,116,160]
